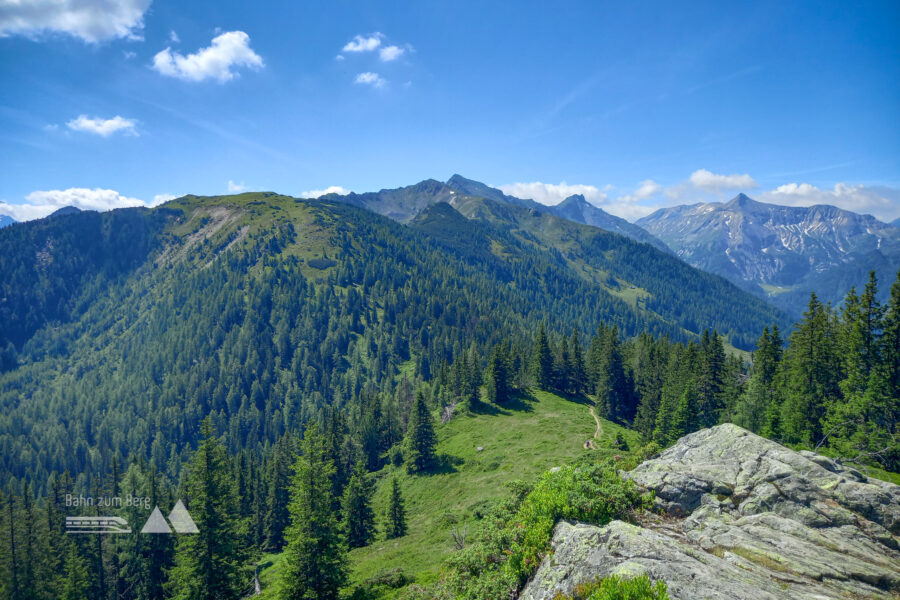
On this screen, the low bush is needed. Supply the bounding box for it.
[443,460,653,599]
[556,574,670,600]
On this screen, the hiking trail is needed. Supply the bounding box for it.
[583,406,603,450]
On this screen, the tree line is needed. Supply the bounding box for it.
[0,269,897,599]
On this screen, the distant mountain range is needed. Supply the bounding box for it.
[0,206,82,229]
[322,174,670,252]
[47,206,83,218]
[636,193,900,313]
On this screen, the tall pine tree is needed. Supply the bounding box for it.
[779,294,842,445]
[384,477,407,539]
[342,461,376,549]
[405,391,437,474]
[530,323,554,389]
[279,424,347,600]
[168,418,247,600]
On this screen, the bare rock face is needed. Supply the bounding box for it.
[519,424,900,600]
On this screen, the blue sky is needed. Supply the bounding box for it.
[1,0,898,221]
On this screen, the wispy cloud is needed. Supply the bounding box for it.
[152,31,264,83]
[355,72,385,88]
[496,170,900,223]
[0,188,148,221]
[302,186,350,198]
[152,193,177,205]
[0,0,150,43]
[227,180,247,193]
[67,115,137,137]
[343,33,383,53]
[688,169,758,191]
[758,183,900,221]
[379,45,404,61]
[496,181,607,206]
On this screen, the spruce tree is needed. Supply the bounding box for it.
[5,491,20,600]
[279,424,347,600]
[405,391,437,474]
[20,485,35,600]
[883,269,900,399]
[342,462,376,549]
[733,326,782,433]
[653,342,699,445]
[779,293,843,445]
[486,342,512,405]
[696,330,726,427]
[553,335,571,392]
[632,334,667,439]
[385,477,407,539]
[265,433,295,551]
[61,540,90,600]
[530,323,554,389]
[568,330,588,395]
[593,326,633,424]
[839,275,883,398]
[168,418,247,600]
[671,385,699,442]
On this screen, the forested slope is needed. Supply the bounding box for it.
[0,192,785,491]
[0,192,896,600]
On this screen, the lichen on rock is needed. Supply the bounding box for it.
[519,424,900,600]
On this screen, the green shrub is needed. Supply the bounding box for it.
[443,460,652,599]
[557,574,670,600]
[365,567,412,589]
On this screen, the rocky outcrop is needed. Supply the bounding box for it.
[520,424,900,600]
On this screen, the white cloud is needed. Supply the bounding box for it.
[0,0,150,43]
[67,115,137,137]
[0,187,148,221]
[496,172,900,223]
[379,45,404,61]
[123,50,136,59]
[354,72,385,87]
[633,179,661,199]
[227,180,247,193]
[608,180,664,219]
[335,54,345,61]
[758,182,900,222]
[152,193,177,205]
[496,181,607,206]
[152,31,263,83]
[497,180,662,220]
[343,33,382,53]
[689,168,758,191]
[302,186,350,198]
[169,29,179,43]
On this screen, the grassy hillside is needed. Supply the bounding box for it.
[257,389,643,598]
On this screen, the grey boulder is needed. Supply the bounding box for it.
[520,424,900,600]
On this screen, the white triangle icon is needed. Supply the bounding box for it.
[168,499,199,534]
[141,506,173,534]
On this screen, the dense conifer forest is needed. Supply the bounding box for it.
[0,193,897,599]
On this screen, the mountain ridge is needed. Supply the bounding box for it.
[636,193,900,312]
[321,174,672,252]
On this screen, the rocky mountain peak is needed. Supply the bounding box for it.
[724,192,759,209]
[559,193,588,207]
[521,424,900,599]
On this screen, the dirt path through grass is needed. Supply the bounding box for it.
[584,406,603,449]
